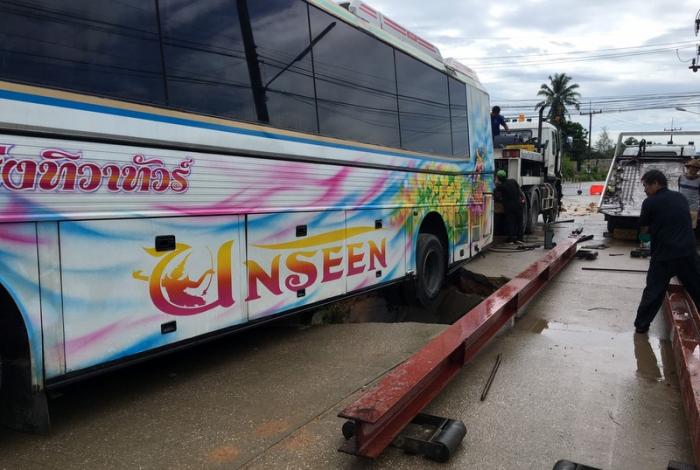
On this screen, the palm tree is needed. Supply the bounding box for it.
[534,73,581,127]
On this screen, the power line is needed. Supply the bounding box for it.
[495,91,700,116]
[470,45,695,69]
[501,102,700,115]
[494,91,700,103]
[460,40,697,62]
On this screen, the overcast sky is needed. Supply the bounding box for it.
[368,0,700,144]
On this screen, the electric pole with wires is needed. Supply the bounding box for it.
[580,102,602,162]
[664,118,682,144]
[691,9,700,72]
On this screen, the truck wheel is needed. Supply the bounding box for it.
[525,194,540,234]
[415,233,446,308]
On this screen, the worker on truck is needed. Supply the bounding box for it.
[634,169,700,334]
[491,106,508,137]
[495,169,524,243]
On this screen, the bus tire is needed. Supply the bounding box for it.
[0,289,50,434]
[415,233,446,308]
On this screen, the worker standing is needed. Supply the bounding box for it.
[634,169,700,334]
[491,106,508,137]
[678,159,700,231]
[495,170,524,243]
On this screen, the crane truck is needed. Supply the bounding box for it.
[493,115,563,234]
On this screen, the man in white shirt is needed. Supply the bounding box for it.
[679,159,700,230]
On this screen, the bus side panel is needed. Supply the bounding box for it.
[246,211,347,320]
[453,207,470,262]
[345,209,406,292]
[407,208,426,274]
[37,222,65,379]
[481,194,494,248]
[468,193,494,255]
[466,87,494,175]
[59,216,245,372]
[0,223,43,387]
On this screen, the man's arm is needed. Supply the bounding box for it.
[639,199,651,241]
[494,185,503,202]
[500,116,509,132]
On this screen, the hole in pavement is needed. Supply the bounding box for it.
[300,268,509,326]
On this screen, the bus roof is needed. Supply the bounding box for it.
[309,0,485,91]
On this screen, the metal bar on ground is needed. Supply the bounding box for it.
[581,267,647,273]
[663,284,700,467]
[479,353,502,402]
[339,238,579,459]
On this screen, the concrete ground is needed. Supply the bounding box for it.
[0,188,693,469]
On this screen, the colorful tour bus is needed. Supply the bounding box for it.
[0,0,494,431]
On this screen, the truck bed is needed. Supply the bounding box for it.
[599,158,685,218]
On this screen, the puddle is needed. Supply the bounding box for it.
[634,334,662,381]
[517,315,676,384]
[529,318,549,334]
[631,334,675,382]
[528,319,580,335]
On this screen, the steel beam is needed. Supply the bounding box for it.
[664,284,700,467]
[339,239,579,458]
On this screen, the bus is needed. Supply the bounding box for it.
[0,0,494,432]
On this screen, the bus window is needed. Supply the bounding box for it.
[449,77,469,158]
[248,0,318,133]
[0,0,165,105]
[395,51,451,155]
[309,6,400,148]
[159,0,257,122]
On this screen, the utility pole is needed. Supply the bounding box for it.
[692,10,700,71]
[664,118,682,144]
[580,101,602,172]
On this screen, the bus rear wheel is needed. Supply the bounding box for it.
[415,233,446,308]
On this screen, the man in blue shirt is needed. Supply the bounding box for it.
[491,106,508,137]
[634,169,700,334]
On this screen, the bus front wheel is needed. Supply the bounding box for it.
[415,233,446,308]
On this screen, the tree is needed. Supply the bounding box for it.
[623,136,639,146]
[534,73,581,128]
[594,127,615,158]
[560,121,588,171]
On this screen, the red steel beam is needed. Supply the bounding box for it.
[663,284,700,467]
[339,238,579,458]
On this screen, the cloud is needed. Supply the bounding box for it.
[360,0,700,139]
